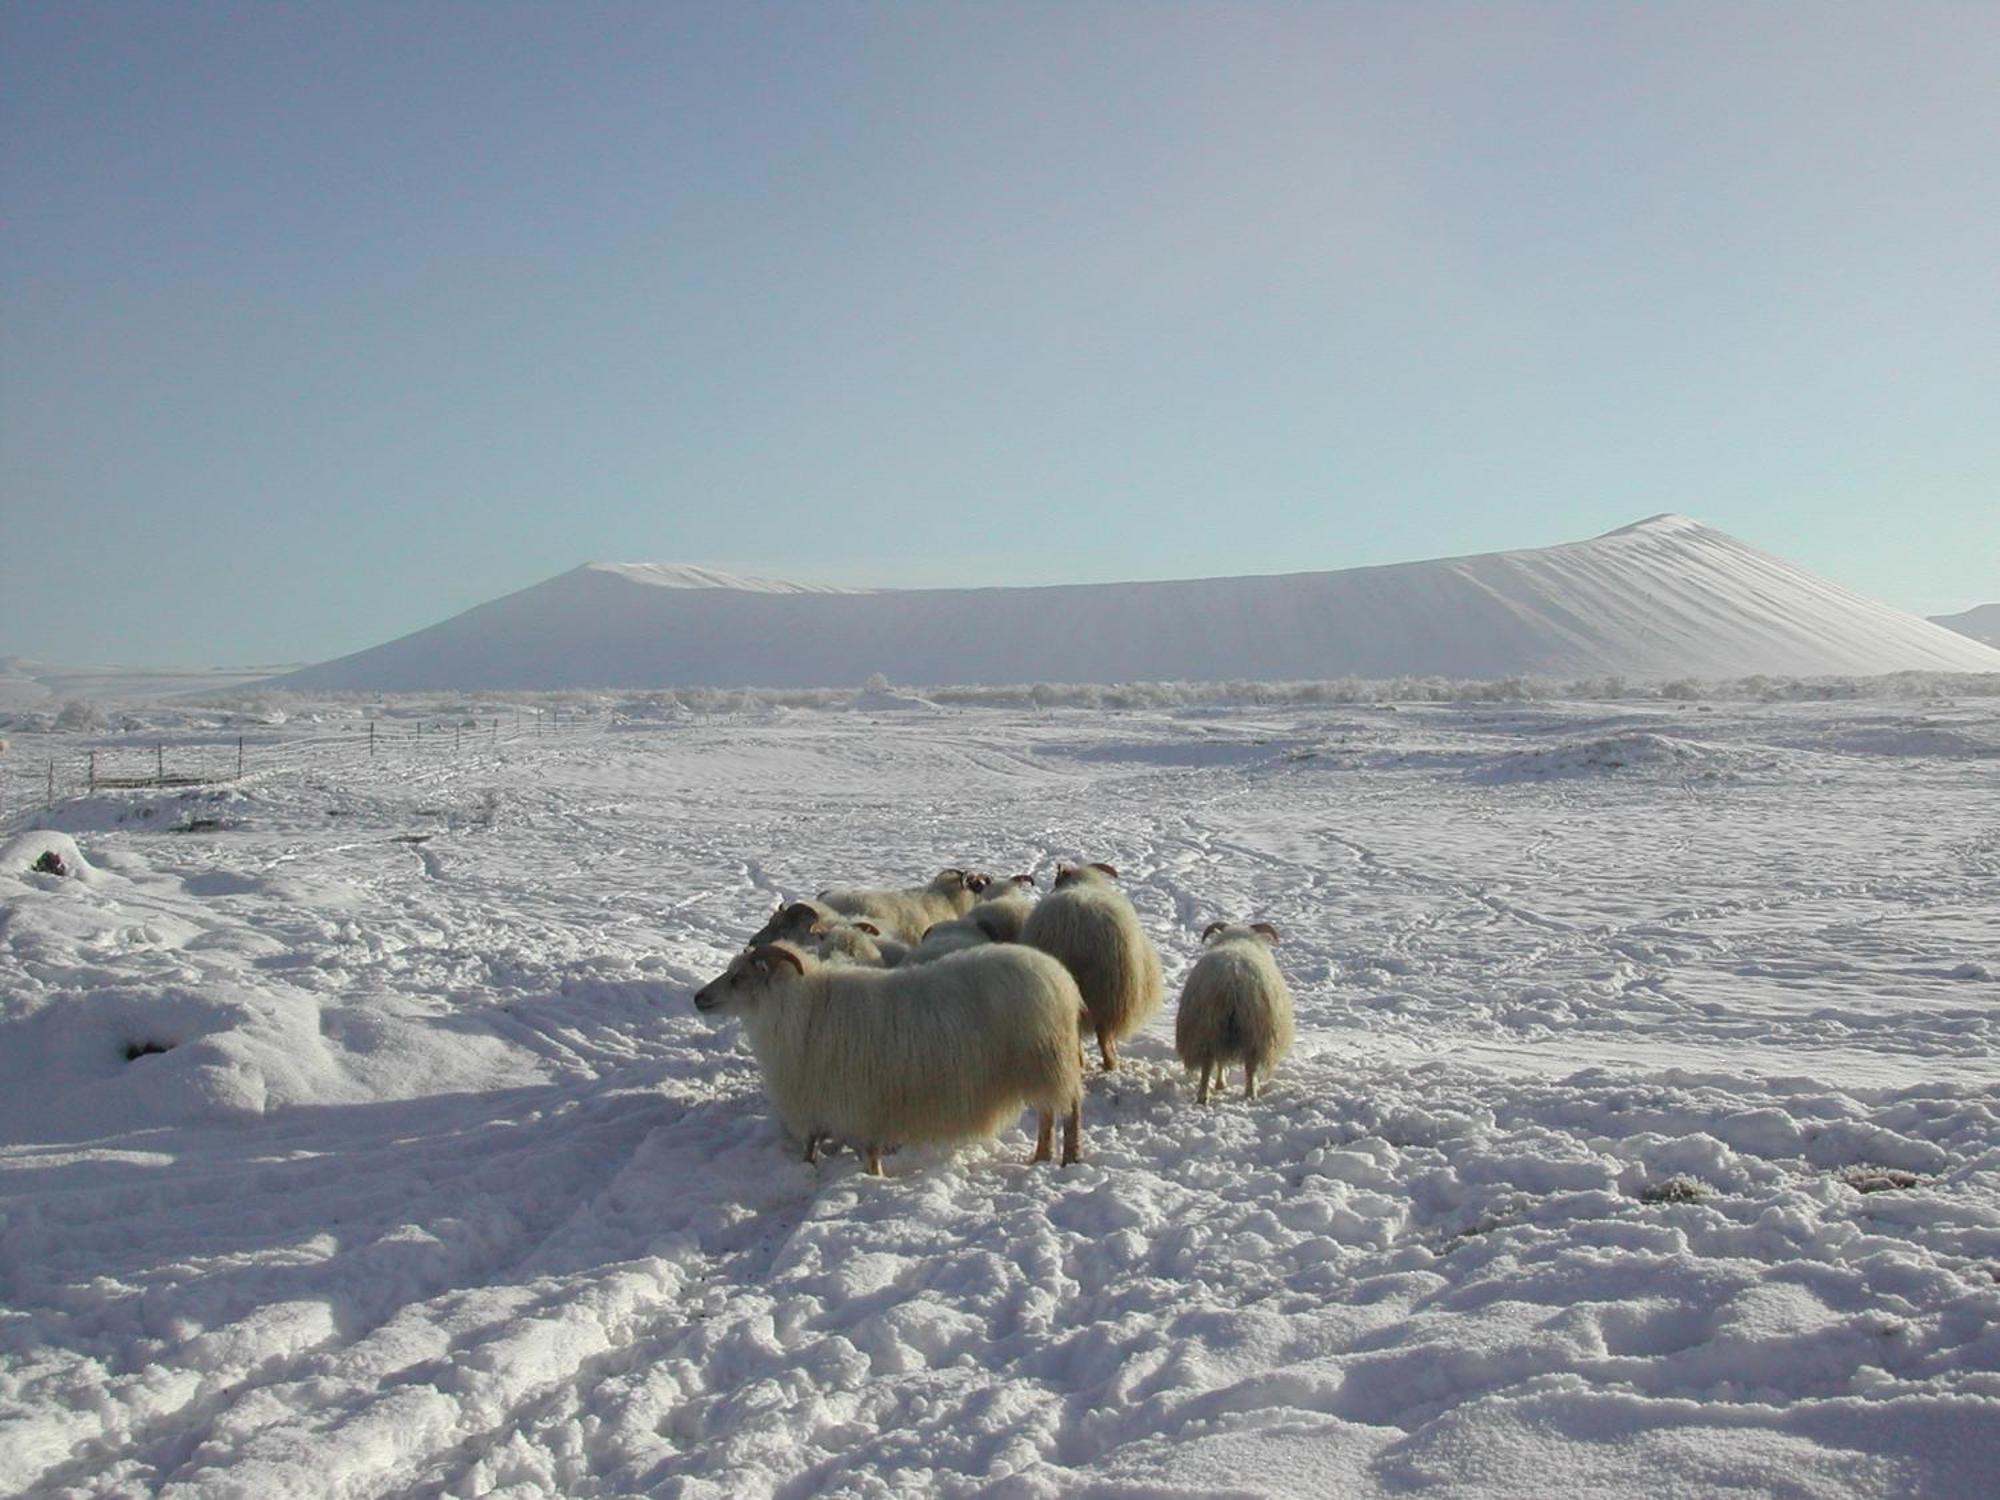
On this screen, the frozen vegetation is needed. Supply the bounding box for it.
[1,681,1997,1495]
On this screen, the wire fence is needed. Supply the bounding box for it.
[0,706,600,832]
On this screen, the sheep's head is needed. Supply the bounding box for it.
[965,872,993,894]
[1201,921,1281,946]
[694,943,809,1013]
[745,900,831,949]
[975,873,1036,906]
[1054,862,1118,888]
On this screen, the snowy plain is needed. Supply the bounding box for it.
[2,683,1998,1497]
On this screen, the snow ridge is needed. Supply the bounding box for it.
[274,517,2000,691]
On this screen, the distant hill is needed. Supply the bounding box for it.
[271,515,2000,691]
[1929,604,2000,648]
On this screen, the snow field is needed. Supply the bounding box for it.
[2,692,1997,1495]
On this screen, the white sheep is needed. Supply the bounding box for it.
[693,941,1084,1173]
[817,868,979,945]
[744,898,841,949]
[909,872,1040,962]
[904,918,991,965]
[1021,861,1163,1072]
[742,900,906,966]
[1175,922,1293,1103]
[815,919,910,968]
[969,872,1039,942]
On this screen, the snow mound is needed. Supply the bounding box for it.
[1807,723,2000,759]
[1471,731,1760,783]
[0,829,107,885]
[850,689,942,712]
[271,515,2000,691]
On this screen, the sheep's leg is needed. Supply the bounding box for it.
[1032,1111,1054,1163]
[1245,1061,1258,1100]
[802,1134,820,1165]
[1099,1033,1118,1072]
[1061,1099,1082,1165]
[865,1144,885,1177]
[1197,1061,1212,1105]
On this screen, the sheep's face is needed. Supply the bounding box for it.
[694,944,808,1014]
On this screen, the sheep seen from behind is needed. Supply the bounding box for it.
[1176,922,1293,1104]
[1022,862,1163,1072]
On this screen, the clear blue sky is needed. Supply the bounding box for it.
[4,1,1996,666]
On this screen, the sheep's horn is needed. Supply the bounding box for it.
[1089,862,1119,879]
[1249,922,1280,944]
[751,944,806,976]
[1201,921,1229,943]
[1010,873,1036,888]
[854,920,881,936]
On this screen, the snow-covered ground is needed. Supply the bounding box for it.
[2,689,1997,1497]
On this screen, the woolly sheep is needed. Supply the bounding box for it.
[1021,861,1163,1072]
[744,899,842,949]
[742,900,906,966]
[1175,922,1293,1104]
[815,919,910,968]
[818,868,979,945]
[904,917,993,965]
[693,941,1084,1173]
[967,872,1039,943]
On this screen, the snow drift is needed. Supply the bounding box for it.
[273,515,2000,691]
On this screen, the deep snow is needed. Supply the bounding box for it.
[270,516,2000,693]
[2,687,1997,1496]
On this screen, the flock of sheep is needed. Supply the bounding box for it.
[693,865,1295,1174]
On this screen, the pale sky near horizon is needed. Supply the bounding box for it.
[3,1,1996,667]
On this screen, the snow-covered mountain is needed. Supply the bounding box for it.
[1930,603,2000,648]
[274,516,2000,690]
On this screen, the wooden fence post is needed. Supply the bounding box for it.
[156,743,164,781]
[89,751,96,793]
[48,758,55,808]
[237,736,245,779]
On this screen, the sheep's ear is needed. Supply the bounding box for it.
[1089,862,1119,880]
[750,944,806,977]
[854,920,881,936]
[1201,921,1229,944]
[1249,922,1280,945]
